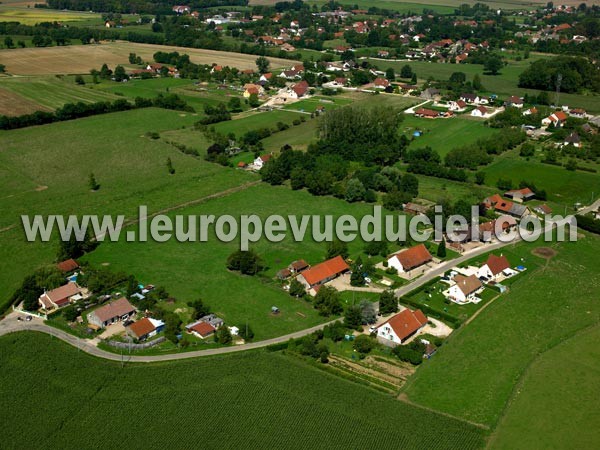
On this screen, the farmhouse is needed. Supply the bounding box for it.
[253,154,272,169]
[484,194,530,218]
[87,297,136,328]
[449,100,467,111]
[373,77,390,89]
[478,254,511,281]
[289,259,309,273]
[447,275,482,304]
[522,107,538,116]
[38,282,83,310]
[296,256,350,290]
[172,5,191,14]
[291,80,310,98]
[460,93,479,104]
[534,204,553,215]
[126,317,165,341]
[569,108,586,119]
[376,308,428,346]
[243,83,263,97]
[387,244,433,274]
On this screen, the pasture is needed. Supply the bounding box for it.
[0,86,49,115]
[0,332,486,449]
[0,41,298,75]
[488,325,600,449]
[403,235,600,428]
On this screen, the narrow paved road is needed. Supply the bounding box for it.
[0,312,338,363]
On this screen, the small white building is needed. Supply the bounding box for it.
[387,244,432,274]
[376,309,428,346]
[447,274,482,304]
[477,254,510,281]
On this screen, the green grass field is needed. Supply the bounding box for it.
[82,183,386,340]
[0,332,486,449]
[488,324,600,449]
[482,152,600,206]
[214,109,307,138]
[0,6,101,25]
[402,115,498,157]
[403,235,600,428]
[0,108,254,312]
[0,76,119,110]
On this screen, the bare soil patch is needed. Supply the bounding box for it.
[0,87,49,115]
[0,41,298,75]
[532,247,557,259]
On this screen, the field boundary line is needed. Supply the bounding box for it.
[397,392,490,430]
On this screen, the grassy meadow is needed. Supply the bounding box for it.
[0,108,255,311]
[0,332,486,449]
[403,235,600,428]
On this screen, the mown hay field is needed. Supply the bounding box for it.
[0,86,49,115]
[0,41,298,75]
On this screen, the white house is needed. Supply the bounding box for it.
[376,309,428,346]
[253,154,273,170]
[449,99,467,111]
[471,106,489,117]
[477,254,510,281]
[387,244,432,274]
[447,274,482,304]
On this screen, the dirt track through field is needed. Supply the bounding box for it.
[0,42,298,75]
[0,87,49,116]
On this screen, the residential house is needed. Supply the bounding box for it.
[447,274,482,304]
[376,309,428,346]
[505,96,524,108]
[522,107,538,116]
[414,108,440,119]
[477,254,511,280]
[243,83,263,98]
[186,320,216,339]
[38,282,83,310]
[404,202,429,215]
[484,194,530,218]
[291,80,309,98]
[259,72,273,83]
[373,77,390,89]
[569,108,586,119]
[541,111,568,127]
[534,204,553,215]
[387,244,433,274]
[460,93,480,104]
[449,100,467,111]
[289,259,309,273]
[87,297,136,328]
[420,88,440,101]
[471,106,489,117]
[277,268,292,280]
[564,132,581,147]
[172,5,191,14]
[253,154,272,170]
[126,317,165,341]
[201,314,224,329]
[296,256,350,290]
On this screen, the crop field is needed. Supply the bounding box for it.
[0,76,118,111]
[488,325,600,449]
[82,183,385,340]
[0,6,100,25]
[401,115,498,158]
[214,109,306,138]
[0,86,49,115]
[0,42,298,75]
[482,153,600,206]
[0,332,486,449]
[403,235,600,428]
[0,108,255,311]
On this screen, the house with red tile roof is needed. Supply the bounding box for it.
[505,187,535,202]
[376,308,428,345]
[296,256,350,290]
[478,254,511,280]
[186,320,216,339]
[38,282,83,310]
[126,317,164,341]
[387,244,433,274]
[57,258,79,273]
[542,111,568,127]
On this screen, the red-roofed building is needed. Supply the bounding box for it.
[387,244,433,274]
[57,259,79,273]
[38,282,83,310]
[292,80,309,98]
[376,308,428,345]
[297,256,350,289]
[186,320,216,339]
[542,111,568,127]
[127,317,156,341]
[478,254,510,280]
[414,108,439,119]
